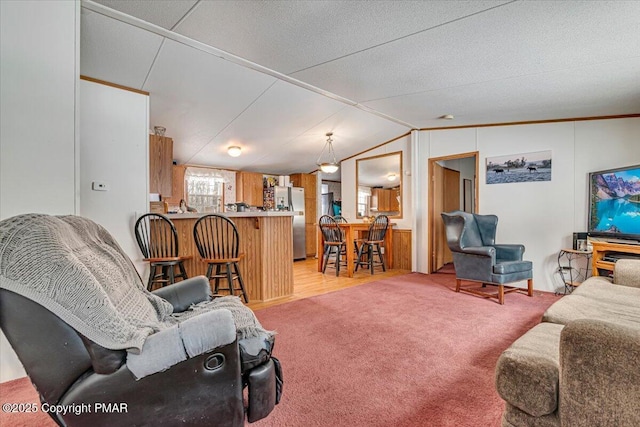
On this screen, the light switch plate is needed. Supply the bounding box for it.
[92,181,109,191]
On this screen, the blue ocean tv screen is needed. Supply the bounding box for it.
[588,164,640,239]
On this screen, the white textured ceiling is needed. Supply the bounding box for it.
[82,0,640,176]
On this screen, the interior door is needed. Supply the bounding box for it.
[432,163,445,272]
[442,167,461,264]
[432,164,460,271]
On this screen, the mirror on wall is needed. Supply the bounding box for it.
[356,151,402,219]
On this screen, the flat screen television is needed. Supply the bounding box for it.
[588,164,640,242]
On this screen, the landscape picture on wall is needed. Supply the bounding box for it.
[486,150,552,184]
[589,165,640,236]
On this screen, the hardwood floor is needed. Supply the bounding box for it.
[247,258,410,311]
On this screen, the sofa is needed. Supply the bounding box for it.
[495,259,640,427]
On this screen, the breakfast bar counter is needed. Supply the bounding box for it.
[167,212,294,302]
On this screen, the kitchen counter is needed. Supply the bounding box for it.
[167,211,295,219]
[169,214,294,302]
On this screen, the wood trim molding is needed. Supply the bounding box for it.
[80,75,149,96]
[419,114,640,132]
[340,131,412,163]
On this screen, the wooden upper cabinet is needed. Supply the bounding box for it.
[290,173,317,211]
[149,134,173,198]
[163,164,186,205]
[371,188,399,212]
[236,172,264,206]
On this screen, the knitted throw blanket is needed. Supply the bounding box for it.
[0,214,269,352]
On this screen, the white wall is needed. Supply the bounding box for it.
[79,80,149,274]
[414,117,640,292]
[573,119,640,232]
[341,134,412,229]
[0,0,78,218]
[0,0,79,382]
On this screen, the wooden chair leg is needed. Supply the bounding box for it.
[377,243,386,272]
[322,245,330,274]
[498,285,505,305]
[334,246,340,277]
[233,262,249,303]
[178,262,188,280]
[214,264,221,293]
[226,262,233,296]
[527,278,534,297]
[168,265,176,285]
[455,279,462,292]
[205,263,214,292]
[147,265,156,291]
[355,244,364,272]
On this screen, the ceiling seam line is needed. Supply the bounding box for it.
[184,80,279,165]
[141,38,166,90]
[80,0,417,129]
[170,0,202,31]
[288,0,520,75]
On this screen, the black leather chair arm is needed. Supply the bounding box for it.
[58,340,244,427]
[152,276,212,312]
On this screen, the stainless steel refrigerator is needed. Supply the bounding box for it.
[274,186,306,260]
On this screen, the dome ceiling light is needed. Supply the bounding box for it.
[228,146,242,157]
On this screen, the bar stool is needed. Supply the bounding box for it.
[193,214,249,303]
[355,215,389,274]
[319,215,347,276]
[134,213,191,290]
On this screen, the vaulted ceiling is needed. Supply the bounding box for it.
[81,0,640,177]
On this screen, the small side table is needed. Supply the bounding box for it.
[557,248,592,294]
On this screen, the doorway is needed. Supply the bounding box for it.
[428,152,479,273]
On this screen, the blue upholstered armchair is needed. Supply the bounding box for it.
[441,211,533,304]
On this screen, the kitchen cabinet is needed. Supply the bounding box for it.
[149,134,173,198]
[290,173,318,256]
[371,188,399,212]
[236,172,264,206]
[164,164,186,205]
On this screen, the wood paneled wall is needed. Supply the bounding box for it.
[171,216,294,302]
[392,229,412,270]
[149,135,173,198]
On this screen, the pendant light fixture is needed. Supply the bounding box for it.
[317,132,339,174]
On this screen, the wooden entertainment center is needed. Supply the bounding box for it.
[591,241,640,276]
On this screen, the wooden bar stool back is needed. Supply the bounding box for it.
[355,215,389,274]
[193,214,249,303]
[319,215,347,276]
[134,213,190,290]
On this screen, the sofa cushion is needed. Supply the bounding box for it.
[496,322,564,417]
[501,402,560,427]
[614,259,640,288]
[543,279,640,328]
[573,277,640,305]
[493,260,532,275]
